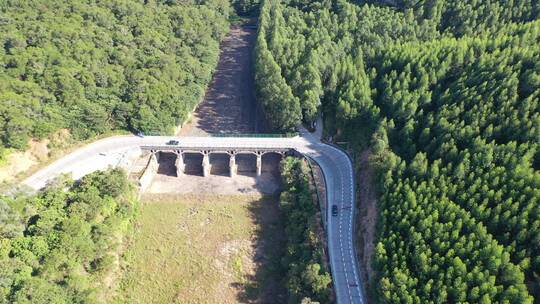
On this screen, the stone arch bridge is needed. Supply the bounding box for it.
[141,145,293,178]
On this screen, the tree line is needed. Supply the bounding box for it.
[255,0,539,302]
[280,157,333,303]
[0,0,232,154]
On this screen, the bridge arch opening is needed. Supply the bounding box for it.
[261,152,282,175]
[183,152,204,176]
[236,153,257,176]
[209,153,230,176]
[156,152,178,177]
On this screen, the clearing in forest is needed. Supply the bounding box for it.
[116,194,286,304]
[180,20,259,136]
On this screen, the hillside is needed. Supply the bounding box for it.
[1,0,539,302]
[0,169,136,303]
[0,0,231,154]
[255,0,539,302]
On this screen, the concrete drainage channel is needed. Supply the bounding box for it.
[138,152,159,192]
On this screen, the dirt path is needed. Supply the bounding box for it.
[180,20,259,136]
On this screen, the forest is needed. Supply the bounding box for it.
[255,0,539,302]
[0,169,136,303]
[0,0,232,153]
[232,0,260,15]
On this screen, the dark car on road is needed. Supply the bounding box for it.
[166,140,179,145]
[332,204,338,216]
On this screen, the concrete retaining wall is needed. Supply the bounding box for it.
[139,153,158,192]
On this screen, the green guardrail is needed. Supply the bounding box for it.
[210,132,299,138]
[138,132,300,138]
[137,131,165,136]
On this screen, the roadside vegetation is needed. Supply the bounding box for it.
[0,0,232,157]
[256,0,539,302]
[280,157,333,303]
[0,169,136,303]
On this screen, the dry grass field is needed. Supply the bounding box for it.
[116,194,286,304]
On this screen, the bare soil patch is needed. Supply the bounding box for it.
[0,129,131,187]
[180,20,259,136]
[0,129,72,184]
[148,172,281,195]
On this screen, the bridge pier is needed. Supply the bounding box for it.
[256,153,262,177]
[202,152,211,177]
[175,152,184,176]
[229,153,237,177]
[139,147,291,179]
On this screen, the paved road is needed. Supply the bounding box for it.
[300,129,365,304]
[22,134,365,304]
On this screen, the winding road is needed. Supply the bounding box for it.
[22,132,365,304]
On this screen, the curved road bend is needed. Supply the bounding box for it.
[299,129,365,304]
[22,134,365,304]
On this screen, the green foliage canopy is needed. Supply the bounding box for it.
[0,0,232,149]
[256,0,539,302]
[0,169,136,303]
[280,157,332,303]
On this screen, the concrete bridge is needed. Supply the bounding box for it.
[142,145,291,178]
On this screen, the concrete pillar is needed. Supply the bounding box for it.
[175,152,184,177]
[256,153,262,177]
[229,153,237,178]
[202,152,211,177]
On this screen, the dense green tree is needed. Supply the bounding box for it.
[0,200,23,238]
[255,7,302,131]
[0,0,232,149]
[255,0,539,301]
[280,157,332,303]
[0,169,137,303]
[232,0,260,15]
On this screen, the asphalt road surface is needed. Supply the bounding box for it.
[22,133,365,304]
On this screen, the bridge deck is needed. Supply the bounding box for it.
[141,145,293,154]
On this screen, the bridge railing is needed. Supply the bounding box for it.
[209,132,299,138]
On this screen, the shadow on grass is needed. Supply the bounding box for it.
[231,194,288,304]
